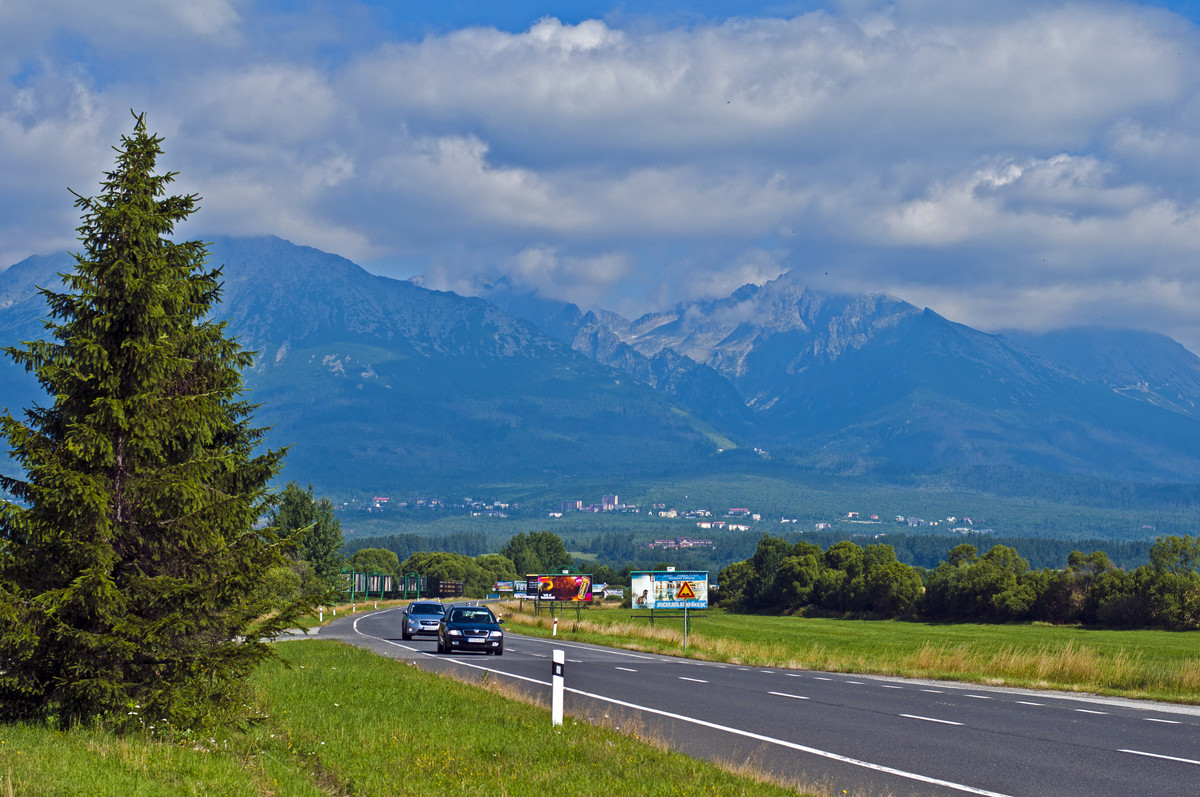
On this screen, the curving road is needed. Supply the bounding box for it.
[308,607,1200,796]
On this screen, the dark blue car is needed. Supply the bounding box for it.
[437,605,504,655]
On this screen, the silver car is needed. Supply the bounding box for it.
[401,601,446,640]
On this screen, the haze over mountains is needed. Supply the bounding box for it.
[5,236,1200,495]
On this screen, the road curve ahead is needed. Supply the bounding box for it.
[313,608,1200,797]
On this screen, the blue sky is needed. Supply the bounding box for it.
[7,1,1200,350]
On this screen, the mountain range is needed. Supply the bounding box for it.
[5,236,1200,496]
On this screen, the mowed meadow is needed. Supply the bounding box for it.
[499,601,1200,704]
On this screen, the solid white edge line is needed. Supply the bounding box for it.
[350,628,1012,797]
[901,714,964,726]
[769,691,810,700]
[350,616,1014,796]
[1119,749,1200,766]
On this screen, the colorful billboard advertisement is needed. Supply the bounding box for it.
[527,573,593,602]
[631,571,708,609]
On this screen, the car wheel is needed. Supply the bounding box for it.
[402,630,411,640]
[495,646,504,656]
[436,637,444,653]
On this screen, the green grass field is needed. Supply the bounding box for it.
[500,601,1200,703]
[0,640,814,796]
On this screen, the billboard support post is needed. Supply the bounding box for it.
[551,650,565,726]
[683,607,689,651]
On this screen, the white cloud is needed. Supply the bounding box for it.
[6,1,1200,350]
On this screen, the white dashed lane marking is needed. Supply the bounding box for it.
[769,691,810,701]
[901,714,964,726]
[1120,750,1200,767]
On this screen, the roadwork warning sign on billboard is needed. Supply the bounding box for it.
[630,571,708,610]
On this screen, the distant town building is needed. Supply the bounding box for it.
[602,494,619,511]
[648,537,714,549]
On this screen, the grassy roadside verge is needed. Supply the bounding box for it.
[285,599,407,632]
[497,601,1200,704]
[0,641,817,796]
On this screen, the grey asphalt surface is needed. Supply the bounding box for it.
[301,607,1200,796]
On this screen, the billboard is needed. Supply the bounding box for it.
[527,573,593,602]
[631,571,708,609]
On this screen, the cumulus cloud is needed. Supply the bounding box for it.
[6,1,1200,349]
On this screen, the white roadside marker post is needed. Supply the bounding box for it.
[552,649,565,727]
[552,616,558,636]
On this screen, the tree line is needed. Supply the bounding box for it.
[344,530,622,597]
[718,533,1200,629]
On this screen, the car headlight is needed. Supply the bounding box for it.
[489,631,502,637]
[447,629,462,636]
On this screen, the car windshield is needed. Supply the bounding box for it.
[409,604,443,615]
[450,609,494,623]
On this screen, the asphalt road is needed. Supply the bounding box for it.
[308,607,1200,796]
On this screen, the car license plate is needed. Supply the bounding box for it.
[469,637,485,643]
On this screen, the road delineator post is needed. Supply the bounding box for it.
[552,649,565,726]
[552,616,558,636]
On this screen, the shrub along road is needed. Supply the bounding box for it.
[315,607,1200,796]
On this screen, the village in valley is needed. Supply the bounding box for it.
[332,490,995,547]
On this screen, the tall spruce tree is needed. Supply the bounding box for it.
[0,113,304,729]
